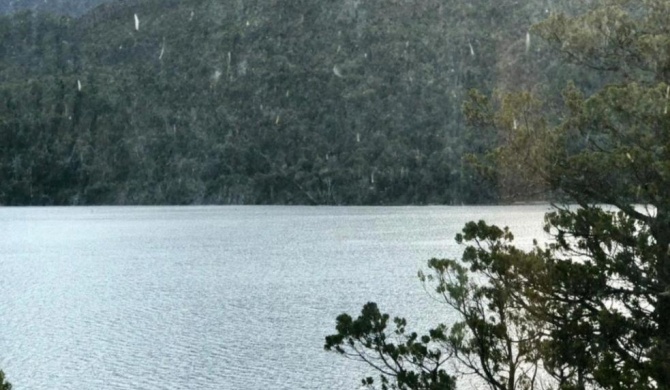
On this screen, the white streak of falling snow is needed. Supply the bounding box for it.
[77,80,82,91]
[159,39,165,60]
[525,32,531,53]
[468,41,475,56]
[333,65,343,78]
[134,14,139,31]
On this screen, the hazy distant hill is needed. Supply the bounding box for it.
[0,0,113,16]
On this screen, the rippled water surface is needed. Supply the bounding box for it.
[0,206,550,389]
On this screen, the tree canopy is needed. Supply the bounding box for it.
[326,0,670,389]
[0,0,567,205]
[0,371,11,390]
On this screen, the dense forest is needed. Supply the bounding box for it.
[0,0,594,205]
[0,0,108,17]
[326,1,670,388]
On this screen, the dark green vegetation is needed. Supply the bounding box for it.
[0,0,109,17]
[0,370,10,390]
[326,0,670,389]
[0,0,577,205]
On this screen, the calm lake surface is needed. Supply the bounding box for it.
[0,206,551,390]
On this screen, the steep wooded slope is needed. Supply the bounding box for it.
[0,0,576,205]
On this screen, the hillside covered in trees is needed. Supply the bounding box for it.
[0,0,592,205]
[0,0,111,17]
[326,1,670,388]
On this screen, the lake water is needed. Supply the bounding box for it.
[0,205,551,390]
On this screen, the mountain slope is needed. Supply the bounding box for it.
[0,0,114,16]
[0,0,568,205]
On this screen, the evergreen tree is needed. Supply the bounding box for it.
[0,0,561,205]
[0,370,11,390]
[327,0,670,388]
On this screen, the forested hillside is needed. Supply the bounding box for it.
[0,0,590,205]
[0,0,111,16]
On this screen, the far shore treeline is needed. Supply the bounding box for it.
[0,0,599,205]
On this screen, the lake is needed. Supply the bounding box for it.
[0,205,551,389]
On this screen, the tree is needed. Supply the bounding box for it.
[327,0,670,389]
[324,301,457,390]
[1,0,555,205]
[325,221,548,390]
[483,1,670,387]
[0,370,11,390]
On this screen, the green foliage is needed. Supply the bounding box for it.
[326,221,548,390]
[0,371,11,390]
[0,0,110,16]
[422,222,547,390]
[466,0,670,388]
[325,302,456,390]
[0,0,567,205]
[328,1,670,389]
